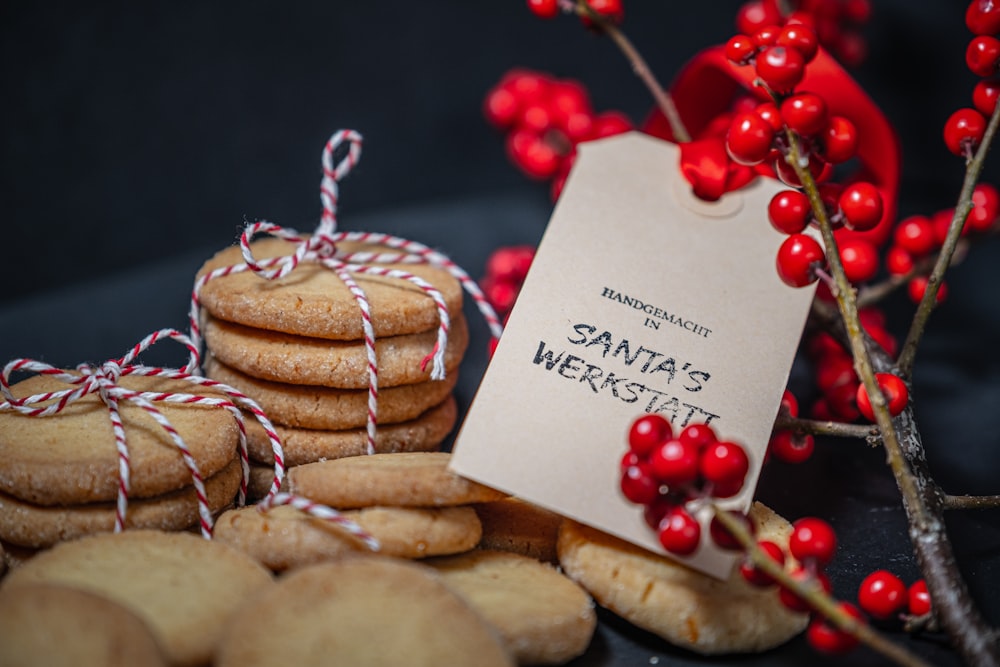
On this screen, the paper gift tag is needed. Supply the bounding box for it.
[450,132,816,578]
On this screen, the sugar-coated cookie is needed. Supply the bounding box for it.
[197,238,464,340]
[203,312,468,388]
[0,540,5,579]
[245,462,281,504]
[0,583,168,667]
[215,556,514,667]
[0,540,36,573]
[0,458,242,548]
[426,549,596,665]
[287,452,507,509]
[556,502,809,655]
[1,529,274,667]
[213,504,481,570]
[0,374,239,505]
[473,497,564,564]
[204,355,457,430]
[243,395,456,466]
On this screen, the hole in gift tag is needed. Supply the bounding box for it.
[670,176,744,219]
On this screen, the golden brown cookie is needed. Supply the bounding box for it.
[1,529,274,667]
[0,540,5,579]
[0,374,239,506]
[245,462,282,503]
[204,355,458,430]
[556,502,809,655]
[473,497,564,564]
[426,549,596,665]
[287,452,507,509]
[213,504,482,570]
[0,458,242,548]
[196,238,464,340]
[243,395,456,466]
[203,312,468,388]
[0,539,37,572]
[0,583,169,667]
[215,556,514,667]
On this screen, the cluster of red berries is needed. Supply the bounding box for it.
[620,415,751,556]
[723,20,884,289]
[857,570,933,623]
[480,245,535,324]
[805,308,908,423]
[527,0,624,26]
[885,183,999,304]
[768,389,815,463]
[947,1,1000,159]
[483,69,633,199]
[735,0,871,67]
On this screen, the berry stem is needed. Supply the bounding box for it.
[773,414,876,440]
[572,1,691,142]
[897,99,1000,376]
[856,252,943,309]
[941,493,1000,510]
[712,508,934,667]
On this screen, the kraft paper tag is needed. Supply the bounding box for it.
[450,132,816,578]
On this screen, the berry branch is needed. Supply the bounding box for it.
[942,493,1000,510]
[773,414,875,440]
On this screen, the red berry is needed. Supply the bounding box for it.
[969,183,1000,232]
[769,430,815,464]
[589,111,633,139]
[839,182,883,231]
[499,70,550,103]
[774,152,832,188]
[754,101,785,133]
[486,245,535,284]
[907,276,948,305]
[699,441,750,497]
[856,373,909,422]
[736,0,782,37]
[740,539,786,587]
[642,495,675,530]
[752,24,782,48]
[755,45,806,93]
[886,246,914,275]
[858,570,907,620]
[709,510,755,550]
[908,579,932,616]
[967,35,1000,77]
[777,23,819,62]
[779,567,832,612]
[944,108,987,157]
[816,354,855,391]
[628,414,673,457]
[726,34,759,65]
[781,93,828,136]
[657,506,701,556]
[973,78,1000,116]
[527,0,559,19]
[726,112,776,165]
[931,208,959,244]
[839,238,879,283]
[789,517,837,565]
[776,233,825,287]
[780,388,799,417]
[483,87,520,127]
[482,277,519,314]
[678,423,717,451]
[581,0,623,25]
[894,215,937,256]
[649,439,700,487]
[768,190,812,234]
[807,602,863,654]
[505,130,561,180]
[822,116,859,164]
[620,450,640,471]
[967,0,1000,35]
[620,463,660,505]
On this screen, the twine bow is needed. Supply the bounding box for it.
[189,129,504,454]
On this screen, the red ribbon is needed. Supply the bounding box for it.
[645,45,900,247]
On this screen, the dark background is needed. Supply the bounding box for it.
[1,0,991,304]
[2,3,999,666]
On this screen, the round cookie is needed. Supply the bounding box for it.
[243,395,456,466]
[204,355,458,430]
[473,497,564,564]
[0,540,5,579]
[213,504,482,570]
[0,458,243,548]
[1,529,274,667]
[203,312,469,388]
[287,452,507,509]
[556,502,809,655]
[215,556,514,667]
[425,549,596,665]
[246,462,282,503]
[0,374,239,505]
[1,540,37,572]
[0,583,168,667]
[197,238,464,340]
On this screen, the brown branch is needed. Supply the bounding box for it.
[942,494,1000,511]
[774,414,876,440]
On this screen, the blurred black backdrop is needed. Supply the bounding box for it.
[1,0,991,304]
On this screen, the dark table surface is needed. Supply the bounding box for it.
[1,190,997,667]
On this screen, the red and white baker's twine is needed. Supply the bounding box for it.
[189,129,504,455]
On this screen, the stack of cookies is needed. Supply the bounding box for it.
[195,238,470,496]
[0,374,244,554]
